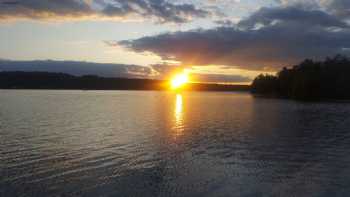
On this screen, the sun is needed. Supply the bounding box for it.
[171,71,189,89]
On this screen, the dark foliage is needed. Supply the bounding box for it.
[0,71,249,91]
[0,72,164,90]
[251,55,350,100]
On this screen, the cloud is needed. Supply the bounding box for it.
[321,0,350,18]
[0,60,251,83]
[117,5,350,71]
[190,73,251,83]
[274,0,321,8]
[237,6,348,29]
[149,64,251,83]
[275,0,350,19]
[150,64,184,77]
[0,0,210,23]
[214,19,236,26]
[0,0,94,20]
[102,0,210,23]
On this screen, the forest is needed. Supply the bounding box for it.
[251,55,350,100]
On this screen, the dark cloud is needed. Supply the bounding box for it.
[190,73,251,83]
[237,6,349,29]
[0,0,94,19]
[323,0,350,19]
[1,1,19,5]
[0,0,209,23]
[117,6,350,71]
[214,19,236,26]
[101,0,210,23]
[275,0,350,19]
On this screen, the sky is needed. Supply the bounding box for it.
[1,0,350,83]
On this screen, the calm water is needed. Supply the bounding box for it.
[1,90,350,197]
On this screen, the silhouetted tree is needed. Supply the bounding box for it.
[251,74,278,94]
[251,55,350,100]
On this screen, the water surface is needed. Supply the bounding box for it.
[1,90,350,197]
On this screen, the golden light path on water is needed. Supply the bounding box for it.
[173,94,184,138]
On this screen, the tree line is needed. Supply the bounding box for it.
[251,55,350,100]
[0,71,249,91]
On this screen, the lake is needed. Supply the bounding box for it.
[1,90,350,197]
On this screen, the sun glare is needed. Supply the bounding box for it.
[171,71,189,89]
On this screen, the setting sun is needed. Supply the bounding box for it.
[171,72,189,89]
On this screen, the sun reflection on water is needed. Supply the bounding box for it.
[173,94,184,138]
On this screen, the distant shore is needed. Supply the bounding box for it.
[0,71,250,92]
